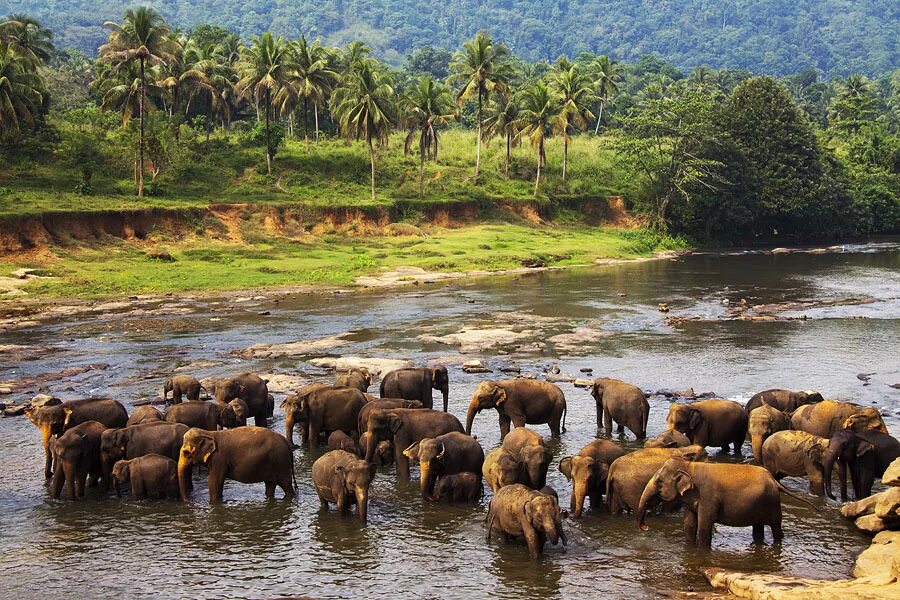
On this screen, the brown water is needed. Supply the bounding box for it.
[2,243,899,599]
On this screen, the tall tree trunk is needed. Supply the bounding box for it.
[288,114,293,137]
[594,100,604,134]
[563,134,568,184]
[138,57,145,198]
[314,104,319,142]
[419,137,425,199]
[265,88,272,175]
[304,97,310,153]
[368,137,376,202]
[534,140,542,195]
[505,132,510,177]
[475,91,482,184]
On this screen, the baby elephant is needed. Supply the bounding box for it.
[359,432,393,467]
[312,450,377,523]
[559,439,626,517]
[328,431,358,454]
[112,454,179,500]
[487,484,567,559]
[164,375,204,404]
[434,472,483,502]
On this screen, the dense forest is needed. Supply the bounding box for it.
[9,0,899,76]
[1,8,899,244]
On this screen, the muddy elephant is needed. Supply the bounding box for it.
[760,430,829,495]
[100,422,189,490]
[214,373,270,426]
[791,400,888,438]
[357,399,424,435]
[501,427,554,490]
[26,397,128,479]
[666,399,748,453]
[483,447,525,493]
[844,411,891,434]
[49,421,107,500]
[823,429,900,501]
[359,432,393,467]
[335,368,372,393]
[591,378,649,438]
[606,445,708,514]
[638,457,793,547]
[403,432,484,500]
[644,429,692,449]
[749,404,793,464]
[364,408,464,479]
[164,400,243,430]
[112,454,179,500]
[380,366,449,412]
[328,430,358,453]
[559,439,626,517]
[163,375,205,404]
[282,385,367,449]
[312,449,376,522]
[435,472,483,502]
[745,389,824,414]
[178,427,296,503]
[466,380,567,440]
[487,484,567,559]
[127,406,164,426]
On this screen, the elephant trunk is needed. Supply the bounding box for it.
[420,461,438,500]
[364,433,377,463]
[572,479,588,518]
[178,454,192,502]
[637,474,659,531]
[823,450,837,500]
[529,464,547,490]
[441,383,449,412]
[284,414,295,448]
[101,455,113,493]
[356,489,369,523]
[50,464,64,499]
[751,435,764,465]
[465,399,480,435]
[41,425,53,478]
[545,521,560,545]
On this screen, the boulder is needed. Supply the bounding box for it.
[874,487,900,523]
[843,494,881,519]
[231,334,351,358]
[852,531,900,580]
[308,357,412,377]
[462,360,492,374]
[573,378,594,389]
[883,457,900,487]
[856,514,887,533]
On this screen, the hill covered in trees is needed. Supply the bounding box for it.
[11,0,899,76]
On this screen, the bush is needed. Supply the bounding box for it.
[73,181,93,195]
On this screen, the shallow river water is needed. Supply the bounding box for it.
[1,243,899,599]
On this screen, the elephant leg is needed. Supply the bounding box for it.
[521,521,541,559]
[318,493,329,510]
[265,482,276,499]
[683,510,698,545]
[308,425,320,450]
[254,413,266,427]
[499,416,512,441]
[132,477,145,500]
[752,524,765,542]
[44,447,53,479]
[76,472,87,498]
[595,399,602,429]
[838,462,849,502]
[603,410,613,435]
[395,442,410,479]
[771,521,784,542]
[589,491,603,510]
[208,471,225,503]
[696,506,715,548]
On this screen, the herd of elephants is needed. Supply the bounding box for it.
[24,365,900,559]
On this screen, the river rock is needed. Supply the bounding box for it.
[856,514,887,533]
[883,457,900,487]
[547,327,613,352]
[874,488,900,523]
[308,357,412,377]
[852,531,900,579]
[259,373,308,395]
[30,394,61,408]
[231,334,352,358]
[545,374,576,383]
[573,378,593,388]
[419,327,537,354]
[843,494,881,519]
[462,360,492,374]
[499,365,521,374]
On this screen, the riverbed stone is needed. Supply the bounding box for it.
[419,327,536,354]
[842,494,881,519]
[855,514,887,533]
[883,457,900,487]
[573,378,593,388]
[545,373,576,383]
[231,334,352,358]
[462,360,491,374]
[874,487,900,524]
[308,357,412,377]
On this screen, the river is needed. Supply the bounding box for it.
[1,243,898,599]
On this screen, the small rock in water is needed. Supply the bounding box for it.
[888,383,900,389]
[573,378,593,388]
[579,367,593,373]
[546,364,561,375]
[675,388,696,398]
[658,303,670,313]
[545,374,576,383]
[616,292,627,297]
[857,372,875,381]
[257,311,271,316]
[462,360,492,374]
[499,365,521,374]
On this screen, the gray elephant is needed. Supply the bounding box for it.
[363,408,464,479]
[380,366,449,412]
[644,429,692,449]
[745,389,823,414]
[748,404,792,464]
[357,399,424,437]
[127,406,164,426]
[591,377,649,438]
[328,430,358,454]
[282,385,367,449]
[214,373,270,426]
[49,420,107,500]
[558,439,626,517]
[359,432,394,467]
[500,427,553,490]
[403,431,484,500]
[487,484,567,559]
[100,422,189,490]
[666,399,748,453]
[606,445,708,514]
[111,454,179,500]
[467,379,567,440]
[164,400,244,430]
[483,447,524,492]
[312,449,377,523]
[761,430,829,495]
[163,375,205,404]
[434,472,483,502]
[791,400,888,438]
[335,368,372,392]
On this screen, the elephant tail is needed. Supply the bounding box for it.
[561,405,567,434]
[775,481,818,509]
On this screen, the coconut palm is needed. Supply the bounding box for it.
[95,59,164,122]
[401,75,456,198]
[185,41,236,127]
[483,95,521,177]
[330,60,398,201]
[276,36,338,150]
[0,15,54,66]
[235,31,290,174]
[550,64,595,184]
[157,36,212,119]
[516,80,560,195]
[448,32,513,183]
[590,55,621,133]
[342,40,371,68]
[99,7,178,197]
[0,43,44,134]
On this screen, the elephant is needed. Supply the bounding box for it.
[486,484,567,559]
[25,397,128,479]
[214,373,270,426]
[823,429,900,501]
[637,457,801,547]
[559,439,626,517]
[591,378,650,438]
[380,366,449,412]
[435,472,483,502]
[100,422,189,490]
[282,385,367,449]
[312,449,377,523]
[606,445,708,515]
[403,432,484,500]
[644,429,692,449]
[49,421,107,500]
[127,406,164,426]
[760,430,829,495]
[111,454,179,500]
[501,427,554,490]
[791,400,888,438]
[359,432,394,467]
[363,408,464,479]
[178,427,296,503]
[666,399,748,453]
[164,400,243,430]
[357,399,424,436]
[163,375,204,404]
[483,447,525,493]
[844,411,891,434]
[466,380,567,440]
[745,389,824,414]
[748,404,793,464]
[328,430,358,454]
[335,368,372,393]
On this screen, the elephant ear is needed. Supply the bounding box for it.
[688,408,702,431]
[558,456,574,481]
[403,441,420,460]
[495,386,508,408]
[63,407,74,428]
[389,414,403,434]
[590,382,602,400]
[857,440,875,458]
[675,470,693,495]
[200,434,217,463]
[523,499,534,522]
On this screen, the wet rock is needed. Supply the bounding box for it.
[573,378,593,388]
[547,327,613,352]
[874,488,900,523]
[658,303,670,313]
[546,364,561,375]
[676,388,696,399]
[843,495,881,519]
[883,458,900,487]
[259,374,308,395]
[499,365,521,374]
[419,327,536,354]
[3,404,27,416]
[30,394,61,408]
[462,360,492,374]
[231,334,351,358]
[852,531,900,579]
[257,311,271,316]
[308,357,412,377]
[856,514,888,533]
[858,372,876,382]
[0,364,109,395]
[889,383,900,389]
[579,368,593,373]
[545,374,576,383]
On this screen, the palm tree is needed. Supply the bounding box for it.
[157,35,213,120]
[235,32,290,174]
[483,95,521,177]
[401,75,456,198]
[95,59,164,123]
[590,55,621,133]
[0,15,54,67]
[0,43,44,134]
[550,64,594,184]
[185,41,236,127]
[688,65,715,91]
[276,36,338,151]
[516,80,559,195]
[99,7,177,197]
[448,32,512,183]
[342,41,371,68]
[330,60,398,201]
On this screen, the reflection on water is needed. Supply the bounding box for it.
[1,244,898,598]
